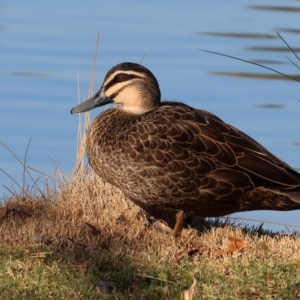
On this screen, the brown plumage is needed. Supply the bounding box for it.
[71,62,300,223]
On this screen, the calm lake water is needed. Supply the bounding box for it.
[1,1,300,231]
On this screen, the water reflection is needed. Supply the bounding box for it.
[199,27,300,83]
[209,71,300,81]
[274,28,300,34]
[8,72,49,78]
[246,46,300,52]
[198,2,300,85]
[199,32,276,39]
[255,104,285,109]
[251,59,289,65]
[249,5,300,13]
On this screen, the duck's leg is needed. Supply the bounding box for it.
[173,210,188,237]
[173,212,211,237]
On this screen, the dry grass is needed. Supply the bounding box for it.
[1,171,300,299]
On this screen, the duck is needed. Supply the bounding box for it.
[71,62,300,234]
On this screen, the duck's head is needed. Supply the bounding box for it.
[71,62,161,115]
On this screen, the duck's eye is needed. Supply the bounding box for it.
[116,73,128,82]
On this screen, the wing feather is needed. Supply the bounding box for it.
[123,102,300,208]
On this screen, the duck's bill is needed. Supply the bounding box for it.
[70,88,112,114]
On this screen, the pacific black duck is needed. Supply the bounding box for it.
[71,62,300,232]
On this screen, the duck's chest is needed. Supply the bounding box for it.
[85,109,139,183]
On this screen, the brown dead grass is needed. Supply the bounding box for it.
[1,176,300,299]
[1,171,300,265]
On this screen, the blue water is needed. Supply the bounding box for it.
[1,0,300,232]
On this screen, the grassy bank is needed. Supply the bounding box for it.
[1,172,300,299]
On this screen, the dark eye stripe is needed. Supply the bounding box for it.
[105,73,143,91]
[109,84,131,100]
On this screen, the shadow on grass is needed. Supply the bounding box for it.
[0,245,194,299]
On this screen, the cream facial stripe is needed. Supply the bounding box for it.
[103,70,147,87]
